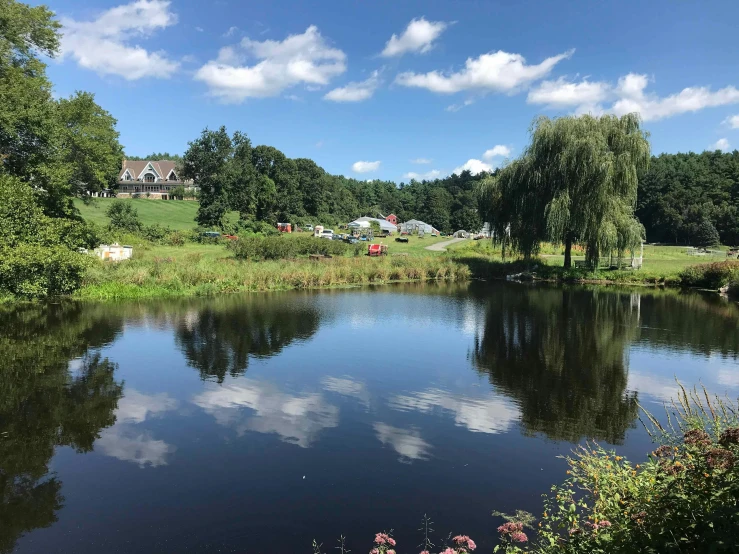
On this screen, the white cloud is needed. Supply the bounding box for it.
[195,25,346,102]
[724,114,739,129]
[389,388,519,434]
[195,26,204,32]
[482,145,511,160]
[381,17,448,57]
[527,77,610,107]
[627,371,678,404]
[95,389,178,467]
[373,423,431,462]
[352,160,381,173]
[60,0,179,79]
[223,26,239,37]
[445,98,475,112]
[411,158,432,164]
[453,159,492,175]
[403,169,441,180]
[528,73,739,122]
[711,138,730,151]
[284,94,303,101]
[612,74,739,121]
[193,379,338,448]
[395,49,574,94]
[324,70,381,102]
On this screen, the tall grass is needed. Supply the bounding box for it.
[77,254,470,300]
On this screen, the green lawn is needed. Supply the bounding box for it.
[75,198,202,230]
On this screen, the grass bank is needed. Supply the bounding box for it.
[76,246,470,300]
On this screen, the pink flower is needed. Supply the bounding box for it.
[441,549,455,554]
[387,538,396,546]
[453,535,468,544]
[467,539,477,551]
[510,532,528,543]
[370,550,379,554]
[599,520,612,528]
[387,551,396,554]
[420,551,430,554]
[374,533,387,545]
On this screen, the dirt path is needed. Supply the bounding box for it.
[425,237,467,252]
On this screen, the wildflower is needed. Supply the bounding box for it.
[568,528,581,536]
[441,549,455,554]
[719,427,739,446]
[653,445,672,458]
[510,532,528,543]
[615,456,623,461]
[370,550,379,554]
[467,539,477,550]
[704,472,710,477]
[706,448,735,470]
[420,551,430,554]
[387,551,395,554]
[387,538,396,547]
[684,429,712,448]
[599,520,612,527]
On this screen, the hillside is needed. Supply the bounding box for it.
[75,198,201,230]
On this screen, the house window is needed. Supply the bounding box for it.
[124,173,132,181]
[144,173,155,183]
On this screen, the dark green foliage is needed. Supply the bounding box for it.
[0,243,90,297]
[105,200,141,232]
[679,260,739,289]
[229,235,349,261]
[637,151,739,245]
[693,218,720,248]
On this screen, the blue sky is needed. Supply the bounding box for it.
[46,0,739,181]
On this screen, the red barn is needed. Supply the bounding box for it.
[385,214,398,225]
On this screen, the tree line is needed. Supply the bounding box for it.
[181,127,486,233]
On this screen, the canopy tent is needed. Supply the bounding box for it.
[348,217,397,233]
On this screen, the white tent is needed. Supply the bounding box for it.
[348,217,397,233]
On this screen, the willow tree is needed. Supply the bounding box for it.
[481,113,651,267]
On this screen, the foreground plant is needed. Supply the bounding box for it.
[494,383,739,553]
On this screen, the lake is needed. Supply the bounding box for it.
[3,282,739,553]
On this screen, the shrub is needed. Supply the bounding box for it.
[166,231,186,246]
[140,223,170,243]
[0,244,90,298]
[679,260,739,289]
[229,235,348,261]
[494,384,739,554]
[106,200,142,232]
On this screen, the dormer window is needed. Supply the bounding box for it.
[122,169,133,181]
[144,173,156,183]
[167,169,178,181]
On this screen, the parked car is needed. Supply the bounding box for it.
[305,224,314,231]
[320,229,334,239]
[202,231,220,238]
[345,237,359,244]
[332,234,345,241]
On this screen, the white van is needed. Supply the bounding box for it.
[320,229,334,239]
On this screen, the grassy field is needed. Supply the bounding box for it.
[74,198,203,230]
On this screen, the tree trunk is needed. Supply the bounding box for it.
[563,236,573,268]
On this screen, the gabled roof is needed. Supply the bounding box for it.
[117,160,183,182]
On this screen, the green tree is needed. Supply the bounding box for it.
[181,126,233,228]
[693,218,721,247]
[56,91,123,196]
[105,200,141,232]
[486,114,650,267]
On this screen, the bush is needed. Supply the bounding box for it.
[106,200,142,232]
[140,223,170,243]
[494,384,739,554]
[166,231,186,246]
[229,235,349,261]
[679,260,739,289]
[0,244,90,298]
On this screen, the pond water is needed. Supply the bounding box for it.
[3,282,739,553]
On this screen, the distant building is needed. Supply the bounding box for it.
[385,214,398,225]
[399,219,439,235]
[116,160,198,199]
[348,216,398,234]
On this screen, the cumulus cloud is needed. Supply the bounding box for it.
[529,73,739,122]
[389,388,519,434]
[453,159,492,175]
[193,379,338,448]
[724,114,739,129]
[711,138,731,151]
[411,158,432,164]
[527,77,610,108]
[381,17,448,57]
[195,25,346,102]
[482,145,511,160]
[60,0,179,79]
[395,49,574,94]
[95,389,178,467]
[352,160,381,173]
[403,169,441,180]
[324,70,381,102]
[374,423,431,462]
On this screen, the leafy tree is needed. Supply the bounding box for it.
[181,127,233,228]
[170,185,186,200]
[56,91,123,195]
[105,200,141,232]
[484,114,650,266]
[694,218,721,248]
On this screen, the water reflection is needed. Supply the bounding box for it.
[174,295,322,382]
[373,422,431,462]
[471,286,641,443]
[193,379,339,447]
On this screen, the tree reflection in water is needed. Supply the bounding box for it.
[472,285,640,444]
[175,294,322,382]
[0,304,124,553]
